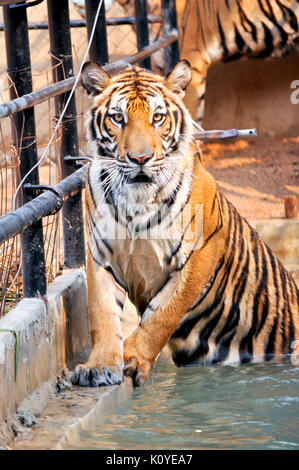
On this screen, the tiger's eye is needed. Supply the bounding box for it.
[152,113,165,123]
[111,113,124,124]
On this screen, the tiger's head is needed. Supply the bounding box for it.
[82,60,194,205]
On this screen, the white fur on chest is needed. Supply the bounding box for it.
[88,159,194,303]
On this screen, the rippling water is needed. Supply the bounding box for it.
[64,363,299,450]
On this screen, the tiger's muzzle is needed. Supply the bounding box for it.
[127,153,153,165]
[125,151,156,184]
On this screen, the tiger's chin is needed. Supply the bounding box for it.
[127,173,154,184]
[123,172,157,196]
[117,175,160,215]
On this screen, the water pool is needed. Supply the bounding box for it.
[63,362,299,450]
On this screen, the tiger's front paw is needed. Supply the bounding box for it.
[123,357,151,387]
[123,338,152,387]
[71,363,123,387]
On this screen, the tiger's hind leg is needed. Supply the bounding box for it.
[71,251,126,387]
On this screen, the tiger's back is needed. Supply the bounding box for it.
[114,0,299,122]
[180,0,299,119]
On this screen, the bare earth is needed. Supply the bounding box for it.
[202,136,299,221]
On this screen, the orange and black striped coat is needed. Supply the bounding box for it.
[71,61,298,388]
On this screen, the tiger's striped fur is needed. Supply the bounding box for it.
[115,0,299,123]
[71,61,299,388]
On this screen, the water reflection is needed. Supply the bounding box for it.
[64,363,299,450]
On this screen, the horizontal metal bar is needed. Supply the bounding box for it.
[8,0,45,9]
[0,15,162,30]
[0,30,178,120]
[194,128,257,141]
[101,30,179,74]
[0,76,75,119]
[0,165,87,243]
[107,14,161,25]
[0,127,256,244]
[23,183,64,213]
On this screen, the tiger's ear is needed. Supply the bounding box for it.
[164,60,192,99]
[81,62,110,97]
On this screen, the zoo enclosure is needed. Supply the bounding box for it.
[0,0,179,315]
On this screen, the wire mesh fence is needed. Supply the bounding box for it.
[0,61,65,316]
[0,0,170,317]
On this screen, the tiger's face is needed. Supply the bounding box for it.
[82,61,194,205]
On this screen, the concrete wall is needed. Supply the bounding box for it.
[203,55,299,137]
[0,269,91,423]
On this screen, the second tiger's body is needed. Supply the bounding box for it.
[115,0,299,122]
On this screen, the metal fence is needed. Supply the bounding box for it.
[0,0,179,316]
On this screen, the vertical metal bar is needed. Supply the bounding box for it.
[47,0,85,268]
[134,0,151,70]
[3,3,46,298]
[85,0,109,65]
[161,0,180,74]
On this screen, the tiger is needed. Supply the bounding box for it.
[70,60,299,388]
[113,0,299,123]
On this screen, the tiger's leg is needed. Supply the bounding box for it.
[123,206,227,387]
[71,250,126,387]
[183,51,210,125]
[123,269,201,387]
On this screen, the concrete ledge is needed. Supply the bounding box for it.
[10,382,120,450]
[46,269,91,370]
[0,298,48,422]
[54,380,133,450]
[0,268,91,445]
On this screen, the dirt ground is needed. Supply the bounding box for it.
[202,136,298,221]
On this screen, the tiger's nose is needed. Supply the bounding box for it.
[128,153,152,165]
